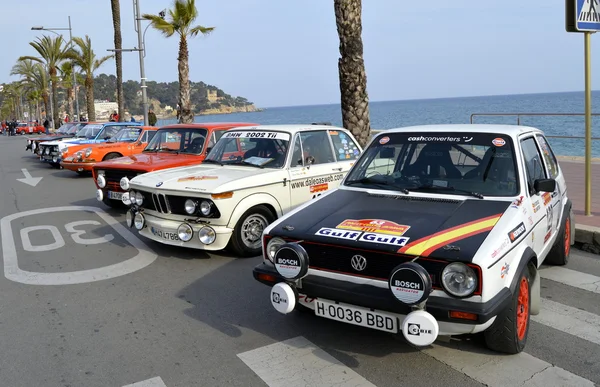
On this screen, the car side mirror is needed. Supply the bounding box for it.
[380,147,395,159]
[533,178,556,193]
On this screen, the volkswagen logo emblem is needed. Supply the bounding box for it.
[156,182,163,187]
[350,255,367,271]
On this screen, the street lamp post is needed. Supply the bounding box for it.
[31,16,81,122]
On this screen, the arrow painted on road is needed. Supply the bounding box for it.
[16,169,43,187]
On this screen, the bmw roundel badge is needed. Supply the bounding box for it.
[156,182,163,187]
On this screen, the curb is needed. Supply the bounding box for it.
[574,224,600,255]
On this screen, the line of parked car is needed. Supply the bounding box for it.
[24,120,574,355]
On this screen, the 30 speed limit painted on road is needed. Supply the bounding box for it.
[0,206,157,285]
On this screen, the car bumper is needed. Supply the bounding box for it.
[135,212,233,251]
[61,160,96,172]
[41,155,61,163]
[253,262,512,334]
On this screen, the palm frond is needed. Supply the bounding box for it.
[189,25,215,38]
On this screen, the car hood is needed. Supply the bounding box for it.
[42,138,88,146]
[33,134,71,142]
[269,188,512,262]
[94,152,204,172]
[130,164,280,194]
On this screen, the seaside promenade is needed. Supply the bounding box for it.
[558,157,600,252]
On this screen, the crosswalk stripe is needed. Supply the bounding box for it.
[121,377,167,387]
[237,336,376,387]
[422,345,595,386]
[532,298,600,345]
[539,267,600,294]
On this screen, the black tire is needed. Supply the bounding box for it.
[484,264,532,354]
[103,153,122,161]
[228,205,275,257]
[545,208,572,266]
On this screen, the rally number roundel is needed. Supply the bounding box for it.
[388,262,432,305]
[273,242,309,280]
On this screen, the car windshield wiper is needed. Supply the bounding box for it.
[202,159,224,166]
[408,184,484,199]
[345,176,409,194]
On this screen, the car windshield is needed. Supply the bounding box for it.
[67,123,85,134]
[56,122,75,134]
[143,127,209,154]
[344,132,519,197]
[75,124,103,139]
[18,123,27,127]
[108,127,142,142]
[204,130,291,168]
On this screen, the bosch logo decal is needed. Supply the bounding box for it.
[276,258,298,266]
[394,280,422,290]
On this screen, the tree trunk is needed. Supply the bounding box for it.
[111,0,124,122]
[67,87,74,121]
[334,0,371,148]
[50,67,60,129]
[42,91,49,120]
[86,76,96,121]
[178,35,193,124]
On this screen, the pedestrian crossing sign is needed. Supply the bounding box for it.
[576,0,600,31]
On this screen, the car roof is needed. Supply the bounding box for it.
[225,124,350,136]
[160,122,259,130]
[380,124,543,136]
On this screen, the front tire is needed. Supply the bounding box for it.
[228,205,275,257]
[484,264,532,354]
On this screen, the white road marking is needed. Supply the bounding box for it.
[20,225,65,252]
[422,345,595,386]
[237,336,376,387]
[16,168,42,187]
[0,206,158,285]
[539,266,600,294]
[531,298,600,345]
[122,377,167,387]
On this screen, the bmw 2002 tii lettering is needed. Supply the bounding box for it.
[253,124,574,354]
[125,124,363,256]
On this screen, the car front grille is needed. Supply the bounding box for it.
[135,189,217,217]
[301,242,445,290]
[104,169,141,192]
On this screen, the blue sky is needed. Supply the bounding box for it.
[0,0,597,107]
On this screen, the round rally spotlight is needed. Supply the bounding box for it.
[97,175,106,188]
[96,189,103,202]
[388,262,432,305]
[273,243,309,280]
[122,192,132,206]
[134,212,145,230]
[401,309,440,347]
[270,282,297,314]
[120,177,130,191]
[126,210,134,228]
[177,223,193,242]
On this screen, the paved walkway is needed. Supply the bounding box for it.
[558,158,600,228]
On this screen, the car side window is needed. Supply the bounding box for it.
[535,134,559,179]
[298,131,335,165]
[520,137,547,194]
[140,132,148,143]
[147,131,156,142]
[329,130,360,161]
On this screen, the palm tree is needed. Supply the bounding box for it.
[334,0,371,147]
[66,35,113,121]
[10,59,50,120]
[19,35,70,129]
[110,0,125,122]
[143,0,214,123]
[59,62,75,120]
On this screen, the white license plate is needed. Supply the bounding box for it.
[107,191,123,200]
[315,300,398,333]
[150,226,180,241]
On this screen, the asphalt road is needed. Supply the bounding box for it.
[0,134,599,387]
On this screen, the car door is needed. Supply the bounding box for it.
[288,130,345,208]
[519,136,554,258]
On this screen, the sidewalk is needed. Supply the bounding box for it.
[558,158,600,253]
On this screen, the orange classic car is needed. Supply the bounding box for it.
[92,122,258,207]
[61,126,158,174]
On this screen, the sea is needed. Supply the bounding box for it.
[156,91,600,158]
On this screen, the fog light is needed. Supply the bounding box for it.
[134,213,145,230]
[198,226,216,244]
[97,175,106,188]
[96,189,103,202]
[177,223,193,242]
[122,192,131,206]
[120,177,130,191]
[126,210,134,228]
[52,156,58,163]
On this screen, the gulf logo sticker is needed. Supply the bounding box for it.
[379,136,390,145]
[336,219,410,236]
[492,138,506,147]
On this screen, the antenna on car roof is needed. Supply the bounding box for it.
[310,122,332,125]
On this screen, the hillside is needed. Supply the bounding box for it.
[92,73,259,117]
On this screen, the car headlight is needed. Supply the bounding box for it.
[135,191,143,206]
[184,199,197,215]
[134,212,145,230]
[97,174,106,188]
[84,148,92,158]
[266,237,286,261]
[120,177,130,191]
[177,223,193,242]
[441,263,478,297]
[200,201,212,216]
[198,226,216,244]
[61,148,69,155]
[75,151,83,161]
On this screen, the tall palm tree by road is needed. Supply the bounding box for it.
[10,59,50,119]
[110,0,125,122]
[66,35,113,121]
[334,0,371,147]
[19,35,70,129]
[143,0,214,124]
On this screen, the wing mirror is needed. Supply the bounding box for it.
[533,178,556,193]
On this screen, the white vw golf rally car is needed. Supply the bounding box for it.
[124,124,363,257]
[253,124,574,354]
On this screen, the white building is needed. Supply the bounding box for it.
[94,100,118,119]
